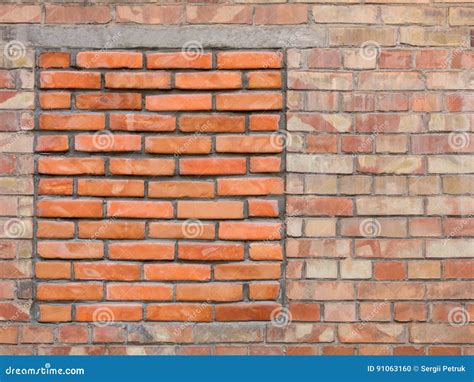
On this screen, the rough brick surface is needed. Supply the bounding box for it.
[0,1,472,355]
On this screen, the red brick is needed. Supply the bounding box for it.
[146,94,212,111]
[108,242,174,261]
[249,243,283,261]
[149,222,215,240]
[216,304,280,321]
[36,262,71,279]
[78,221,145,240]
[145,136,211,154]
[38,157,104,175]
[0,5,41,23]
[107,201,173,219]
[38,179,73,196]
[58,325,88,343]
[219,222,281,240]
[177,200,243,220]
[116,5,183,24]
[250,157,281,173]
[40,71,101,89]
[179,114,245,133]
[110,113,175,132]
[247,71,282,89]
[75,134,141,152]
[249,114,280,131]
[216,93,282,111]
[374,261,406,280]
[38,305,71,323]
[36,199,102,218]
[109,158,175,176]
[39,92,71,109]
[215,264,281,280]
[216,135,282,153]
[218,177,284,196]
[37,221,74,239]
[180,158,246,175]
[77,179,144,197]
[249,283,280,301]
[147,304,212,322]
[147,52,212,69]
[178,242,244,261]
[106,285,172,301]
[217,52,283,69]
[105,72,170,89]
[37,241,103,260]
[77,52,142,69]
[37,283,103,301]
[35,135,69,152]
[176,72,242,90]
[415,50,449,69]
[176,284,242,302]
[144,264,211,281]
[148,181,214,199]
[308,49,341,69]
[187,5,252,24]
[248,199,279,217]
[76,304,142,321]
[74,263,141,281]
[76,93,141,110]
[380,51,412,69]
[39,113,105,131]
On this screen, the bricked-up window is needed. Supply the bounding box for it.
[35,50,286,324]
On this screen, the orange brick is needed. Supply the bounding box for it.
[39,52,70,68]
[179,157,246,175]
[76,93,141,110]
[250,157,281,173]
[175,72,241,89]
[40,71,101,89]
[75,134,141,152]
[38,305,71,322]
[109,158,175,176]
[177,200,244,219]
[77,179,144,197]
[247,71,282,89]
[39,113,105,131]
[105,72,170,89]
[144,264,211,281]
[216,304,280,321]
[217,51,282,69]
[249,283,280,300]
[37,241,103,260]
[249,114,280,131]
[75,263,140,281]
[108,242,175,261]
[147,52,212,69]
[149,222,215,240]
[145,136,211,154]
[218,177,284,196]
[38,157,104,175]
[248,199,279,217]
[106,201,173,218]
[178,242,244,261]
[216,93,282,111]
[106,284,173,302]
[109,113,175,132]
[219,222,281,240]
[146,94,212,111]
[176,283,242,302]
[149,181,214,198]
[179,114,245,133]
[77,51,142,68]
[35,135,69,152]
[216,135,282,153]
[37,283,103,301]
[215,263,281,280]
[36,262,71,279]
[39,92,71,109]
[147,304,212,322]
[37,220,75,239]
[45,5,111,24]
[76,304,142,321]
[38,178,73,195]
[36,199,102,218]
[78,221,145,240]
[249,243,283,260]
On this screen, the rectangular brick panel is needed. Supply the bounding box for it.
[35,49,285,325]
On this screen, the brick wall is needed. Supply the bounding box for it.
[0,2,472,355]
